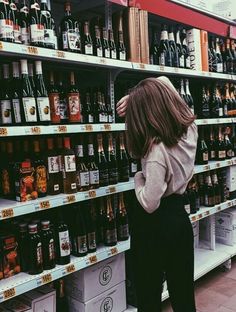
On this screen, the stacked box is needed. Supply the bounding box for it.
[215,208,236,246]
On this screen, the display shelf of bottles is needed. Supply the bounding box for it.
[0,179,134,221]
[0,124,126,137]
[0,239,130,303]
[194,158,236,174]
[195,118,235,126]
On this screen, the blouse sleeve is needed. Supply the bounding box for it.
[134,161,168,214]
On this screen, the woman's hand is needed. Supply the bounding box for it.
[116,95,129,117]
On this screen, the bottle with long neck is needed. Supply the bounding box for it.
[0,0,14,42]
[55,279,68,312]
[102,26,110,58]
[96,88,105,123]
[97,197,106,245]
[210,84,223,118]
[200,85,210,119]
[222,83,230,117]
[83,21,93,55]
[225,38,234,74]
[1,64,13,125]
[216,127,226,161]
[215,37,223,73]
[75,139,90,192]
[207,127,216,161]
[72,206,88,257]
[230,83,236,117]
[231,39,236,74]
[29,0,44,47]
[58,75,68,124]
[204,173,215,207]
[181,28,190,69]
[150,28,158,65]
[168,26,179,68]
[10,0,21,43]
[87,134,99,189]
[104,196,117,246]
[224,131,233,159]
[67,71,82,123]
[83,201,97,253]
[209,37,217,72]
[48,71,60,124]
[117,11,126,61]
[198,174,205,206]
[176,26,184,68]
[107,133,118,185]
[180,79,187,104]
[211,171,221,205]
[28,63,35,94]
[28,223,43,275]
[41,220,56,270]
[221,42,227,73]
[118,132,129,182]
[40,0,55,49]
[93,18,103,57]
[185,79,194,114]
[19,0,29,45]
[196,129,208,165]
[97,133,109,187]
[109,29,117,60]
[55,210,71,265]
[158,24,172,67]
[35,60,51,124]
[47,138,61,195]
[33,139,47,197]
[11,61,23,125]
[116,192,129,241]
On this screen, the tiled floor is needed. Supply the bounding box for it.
[162,257,236,312]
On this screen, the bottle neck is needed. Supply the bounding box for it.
[168,31,175,42]
[75,145,84,158]
[12,62,20,78]
[160,29,168,41]
[185,80,190,94]
[70,72,75,86]
[3,64,10,80]
[176,30,181,45]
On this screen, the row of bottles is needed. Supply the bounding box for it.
[0,132,135,200]
[184,169,229,214]
[0,193,129,278]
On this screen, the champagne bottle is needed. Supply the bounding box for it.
[222,83,230,117]
[188,182,197,214]
[0,64,13,125]
[20,0,30,45]
[10,0,21,43]
[107,133,118,185]
[48,71,60,124]
[198,174,205,206]
[109,29,117,59]
[185,79,194,114]
[216,127,226,161]
[209,36,217,72]
[118,132,129,182]
[47,138,61,195]
[180,78,187,104]
[83,21,93,55]
[211,171,221,205]
[11,61,23,125]
[104,196,117,247]
[196,131,208,165]
[29,0,44,47]
[97,133,109,187]
[87,134,99,189]
[55,279,68,312]
[117,11,126,61]
[93,18,103,57]
[181,28,190,69]
[116,192,129,241]
[0,0,13,42]
[158,24,172,67]
[221,42,227,73]
[168,26,179,67]
[210,84,223,118]
[224,132,233,159]
[97,197,106,244]
[200,85,210,119]
[102,27,110,58]
[33,139,47,197]
[150,28,158,65]
[67,71,82,123]
[28,63,36,94]
[231,39,236,74]
[208,127,216,161]
[204,173,215,207]
[176,26,184,68]
[85,201,97,253]
[75,140,90,192]
[40,0,55,49]
[225,38,234,74]
[72,207,88,257]
[230,83,236,117]
[215,37,223,73]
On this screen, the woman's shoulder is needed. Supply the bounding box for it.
[144,142,167,164]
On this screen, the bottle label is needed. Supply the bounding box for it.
[85,44,93,55]
[13,25,21,43]
[217,63,223,73]
[0,100,12,124]
[68,93,81,122]
[179,55,185,67]
[76,235,87,254]
[109,168,118,183]
[48,239,55,261]
[30,24,44,43]
[64,155,76,172]
[59,230,70,257]
[37,97,51,121]
[35,165,47,194]
[63,29,81,51]
[88,232,96,250]
[184,203,191,214]
[88,144,94,156]
[21,27,30,45]
[96,47,103,57]
[227,149,232,158]
[105,48,110,58]
[99,113,105,123]
[71,182,76,189]
[12,99,21,124]
[219,150,226,159]
[49,93,60,123]
[186,56,191,68]
[89,170,99,185]
[111,50,117,59]
[105,229,117,244]
[118,224,129,239]
[78,171,90,187]
[203,152,208,162]
[131,163,138,173]
[36,242,43,265]
[159,53,165,66]
[211,150,215,159]
[59,98,68,120]
[88,114,94,123]
[99,168,109,185]
[54,184,59,191]
[48,156,60,173]
[119,51,126,61]
[22,97,37,122]
[219,107,223,117]
[0,19,14,40]
[44,28,55,46]
[108,115,113,123]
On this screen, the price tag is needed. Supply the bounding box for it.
[159,65,165,71]
[191,216,197,222]
[110,247,118,255]
[58,125,67,133]
[89,255,97,264]
[27,46,38,55]
[198,214,203,219]
[85,124,93,132]
[109,186,116,194]
[174,67,179,73]
[104,124,111,131]
[42,273,52,284]
[3,288,16,300]
[88,190,96,198]
[228,202,232,207]
[100,58,106,65]
[202,119,208,124]
[204,211,210,217]
[0,41,3,50]
[217,206,221,211]
[227,160,232,166]
[0,128,8,136]
[67,195,76,203]
[56,51,65,58]
[31,126,41,135]
[40,200,50,209]
[1,208,14,219]
[66,264,75,274]
[215,162,221,168]
[139,63,145,69]
[203,165,210,171]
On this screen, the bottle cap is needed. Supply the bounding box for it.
[28,224,38,233]
[41,220,50,230]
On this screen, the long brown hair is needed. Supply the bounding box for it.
[125,77,195,159]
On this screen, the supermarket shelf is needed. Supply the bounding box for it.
[0,239,130,303]
[0,123,126,138]
[0,180,134,221]
[195,118,235,126]
[194,158,236,174]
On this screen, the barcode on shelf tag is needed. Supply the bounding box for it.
[139,63,145,69]
[1,208,14,219]
[42,273,52,284]
[104,124,111,131]
[31,126,41,135]
[109,186,116,193]
[40,200,50,209]
[67,195,76,203]
[58,125,67,133]
[3,288,16,300]
[89,255,97,264]
[0,128,8,136]
[28,46,38,55]
[56,51,65,58]
[88,190,96,198]
[159,65,165,71]
[85,124,93,132]
[66,264,75,274]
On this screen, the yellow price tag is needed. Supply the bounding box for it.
[2,208,14,219]
[110,247,118,256]
[56,51,65,58]
[85,124,93,132]
[42,273,52,284]
[67,195,76,203]
[88,190,96,198]
[89,255,97,264]
[0,128,8,136]
[58,125,67,133]
[215,162,221,168]
[40,200,50,209]
[159,65,165,71]
[217,206,221,211]
[109,186,116,194]
[27,46,38,55]
[3,288,16,300]
[104,124,111,131]
[139,63,145,69]
[205,211,210,217]
[31,126,41,135]
[198,214,203,219]
[191,216,196,222]
[66,264,75,274]
[0,41,3,49]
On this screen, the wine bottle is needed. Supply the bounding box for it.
[209,36,217,72]
[179,78,187,104]
[129,158,138,177]
[150,28,158,65]
[58,74,68,124]
[0,0,14,42]
[55,279,68,312]
[216,127,226,161]
[72,206,88,257]
[85,201,97,253]
[97,197,106,244]
[230,83,236,117]
[104,196,117,247]
[11,61,23,125]
[67,71,82,123]
[87,134,99,189]
[117,132,129,182]
[40,0,55,49]
[18,223,29,272]
[210,84,223,118]
[75,140,90,192]
[222,83,230,117]
[28,223,43,275]
[224,132,233,159]
[225,38,234,74]
[200,85,210,119]
[10,0,21,43]
[193,176,200,211]
[116,192,129,241]
[188,182,197,214]
[181,28,190,69]
[83,21,93,55]
[1,141,14,198]
[60,1,81,53]
[211,171,221,205]
[33,139,47,197]
[102,27,110,58]
[48,71,60,124]
[109,29,117,59]
[29,0,44,47]
[55,210,71,265]
[93,18,103,57]
[97,133,109,187]
[117,11,126,61]
[196,131,208,165]
[231,39,236,74]
[0,64,13,125]
[101,89,108,123]
[221,42,227,73]
[215,37,223,73]
[96,88,105,123]
[204,173,215,207]
[28,63,35,94]
[41,220,56,270]
[185,79,194,114]
[198,174,205,206]
[168,26,179,68]
[47,138,61,195]
[107,133,118,185]
[83,88,94,123]
[208,127,216,160]
[176,26,185,68]
[19,0,30,45]
[158,24,172,67]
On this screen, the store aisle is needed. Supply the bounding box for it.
[162,257,236,312]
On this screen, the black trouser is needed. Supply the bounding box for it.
[131,194,196,312]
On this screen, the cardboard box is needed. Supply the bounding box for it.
[226,165,236,198]
[199,216,215,250]
[20,286,56,312]
[186,28,202,71]
[139,10,149,64]
[200,30,209,71]
[215,227,234,246]
[68,281,126,312]
[65,253,125,302]
[215,208,236,245]
[3,298,32,312]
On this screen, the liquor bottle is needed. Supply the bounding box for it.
[40,0,55,49]
[47,138,61,195]
[221,42,227,73]
[10,0,21,43]
[93,18,103,57]
[215,38,223,73]
[83,21,93,55]
[224,132,233,159]
[223,83,230,117]
[106,97,113,124]
[209,36,217,72]
[211,171,221,205]
[158,24,172,67]
[116,192,129,241]
[1,141,15,199]
[101,90,108,123]
[55,279,68,312]
[117,11,126,61]
[0,64,13,125]
[28,63,36,94]
[176,26,184,68]
[0,0,14,42]
[198,174,205,206]
[185,79,194,114]
[109,29,117,59]
[61,137,77,194]
[85,201,97,253]
[107,133,118,185]
[28,223,43,275]
[60,1,81,53]
[181,28,191,69]
[12,61,23,125]
[58,75,68,123]
[225,38,234,74]
[168,26,179,67]
[35,60,51,124]
[75,140,90,191]
[67,71,82,123]
[129,158,138,177]
[102,27,110,58]
[230,83,236,117]
[97,197,106,244]
[208,127,216,160]
[204,173,215,207]
[193,176,200,211]
[19,0,30,45]
[33,140,47,197]
[210,84,223,118]
[18,223,29,272]
[48,71,60,124]
[29,0,44,47]
[188,182,197,214]
[216,127,226,161]
[183,190,190,214]
[83,89,94,123]
[55,210,71,265]
[41,220,55,270]
[56,136,64,187]
[87,134,99,189]
[104,196,117,246]
[195,131,208,165]
[96,88,105,123]
[150,28,158,65]
[117,132,129,182]
[200,86,210,119]
[231,39,236,74]
[97,133,109,187]
[72,207,88,257]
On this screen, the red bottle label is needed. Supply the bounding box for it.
[49,93,60,124]
[67,93,81,122]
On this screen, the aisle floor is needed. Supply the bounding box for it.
[162,257,236,312]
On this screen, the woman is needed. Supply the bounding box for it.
[117,76,198,312]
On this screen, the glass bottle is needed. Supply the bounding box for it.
[10,0,21,43]
[204,173,215,207]
[107,133,118,185]
[211,171,221,205]
[11,61,24,125]
[75,139,90,192]
[55,210,71,265]
[28,223,43,275]
[87,134,99,189]
[85,201,97,253]
[215,37,223,73]
[109,28,117,59]
[97,133,109,187]
[158,24,172,67]
[116,192,129,241]
[216,127,226,161]
[33,139,47,197]
[117,11,126,61]
[104,196,117,247]
[150,28,158,65]
[67,71,82,123]
[48,71,60,124]
[18,222,29,272]
[0,64,13,125]
[181,28,190,69]
[0,0,14,42]
[72,206,88,257]
[40,0,55,49]
[19,0,30,45]
[176,26,184,68]
[168,25,179,68]
[117,132,129,182]
[83,20,93,55]
[47,138,61,195]
[29,0,44,47]
[102,27,110,58]
[41,220,56,270]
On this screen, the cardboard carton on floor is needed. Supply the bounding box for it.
[65,253,125,302]
[68,281,126,312]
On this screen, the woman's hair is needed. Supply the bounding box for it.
[125,76,195,159]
